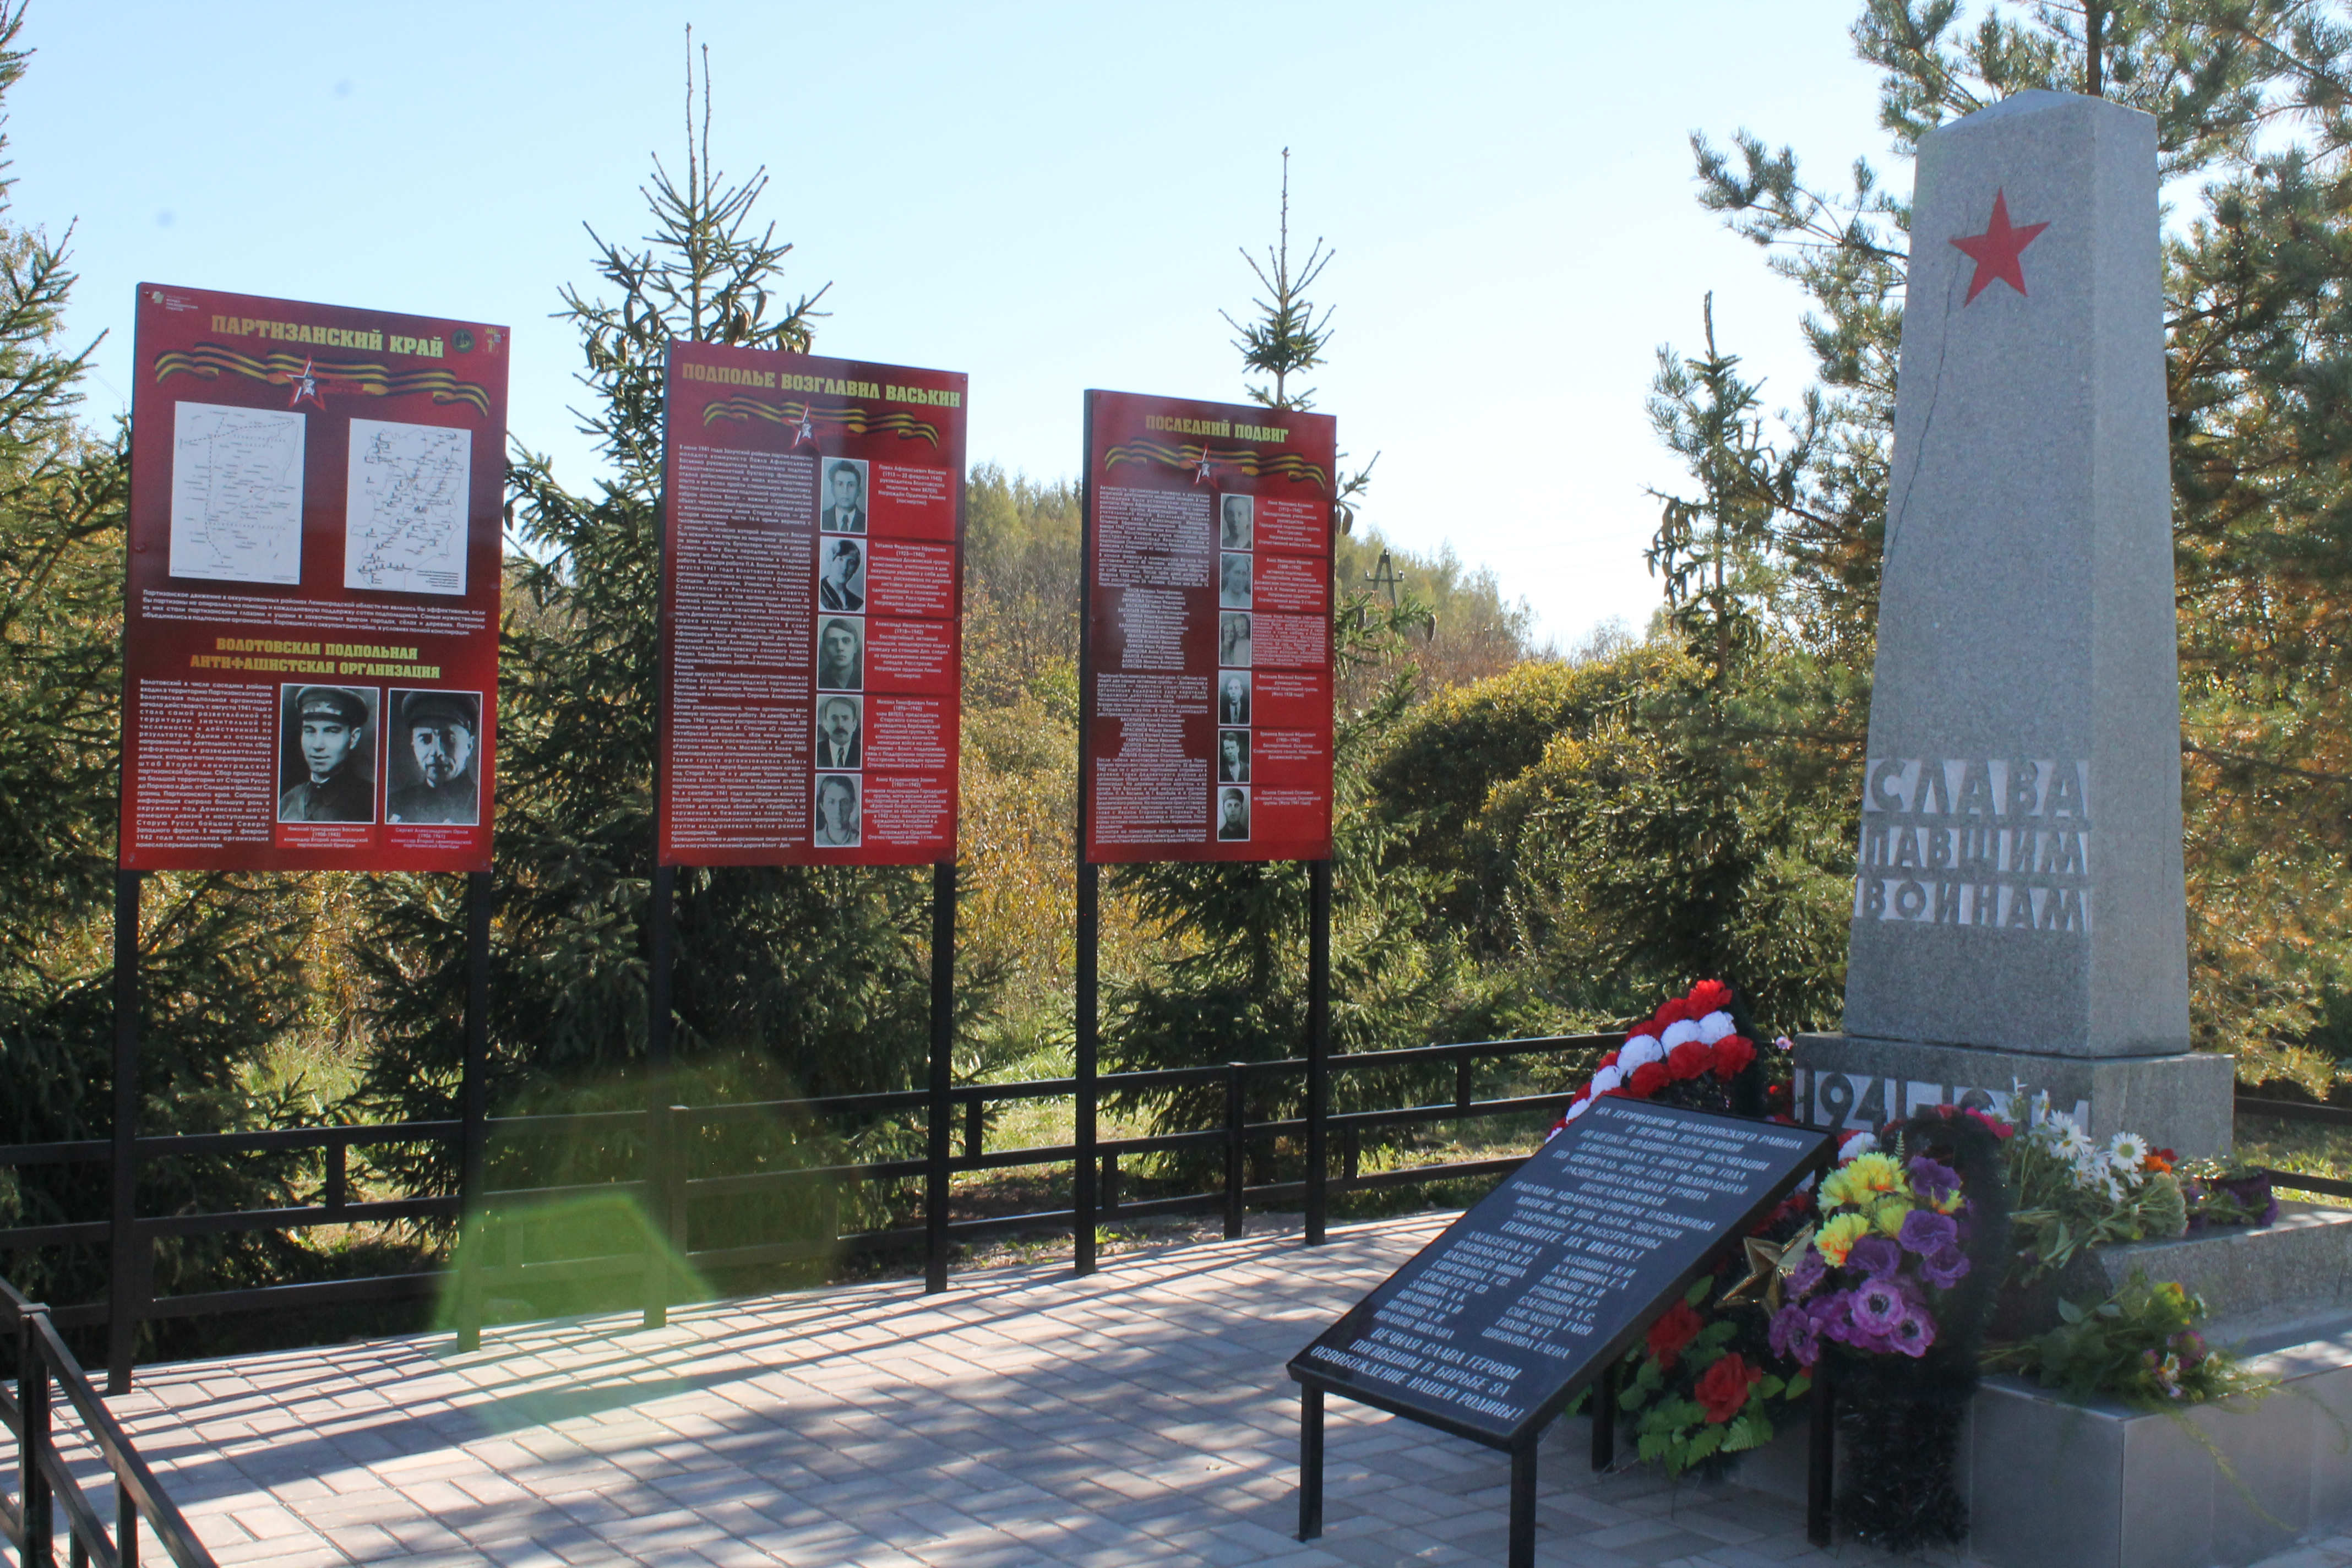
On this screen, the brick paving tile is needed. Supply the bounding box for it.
[46,1213,2344,1567]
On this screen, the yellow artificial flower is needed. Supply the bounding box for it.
[1847,1152,1903,1195]
[1934,1189,1964,1215]
[1816,1212,1872,1266]
[1873,1198,1912,1237]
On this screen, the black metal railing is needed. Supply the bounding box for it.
[3,1276,216,1568]
[2230,1092,2352,1200]
[0,1033,1614,1378]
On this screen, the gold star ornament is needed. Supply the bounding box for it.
[1719,1226,1815,1311]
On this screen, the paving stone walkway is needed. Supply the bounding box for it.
[58,1216,2352,1567]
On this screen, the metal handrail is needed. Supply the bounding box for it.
[0,1031,1612,1354]
[3,1276,217,1567]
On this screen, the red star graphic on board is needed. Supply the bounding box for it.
[791,406,818,448]
[280,355,326,410]
[1194,446,1215,484]
[1950,189,2051,304]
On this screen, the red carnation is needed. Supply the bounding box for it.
[1962,1108,2015,1140]
[1654,998,1696,1027]
[1667,1041,1712,1081]
[1599,1050,1620,1069]
[1627,1062,1670,1098]
[1711,1035,1757,1076]
[1646,1301,1704,1369]
[1695,1353,1763,1423]
[1689,979,1733,1014]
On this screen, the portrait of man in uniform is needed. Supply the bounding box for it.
[819,537,865,612]
[1216,786,1250,842]
[816,695,862,768]
[821,459,870,534]
[385,689,481,825]
[1218,672,1251,726]
[1219,551,1253,609]
[1218,612,1251,668]
[816,616,864,690]
[277,684,377,824]
[1218,729,1249,783]
[1219,493,1253,551]
[814,774,861,847]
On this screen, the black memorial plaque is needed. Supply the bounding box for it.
[1290,1098,1834,1447]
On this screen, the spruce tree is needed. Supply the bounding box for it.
[354,46,949,1219]
[0,3,319,1339]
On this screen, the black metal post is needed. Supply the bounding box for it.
[645,862,676,1329]
[1591,1363,1617,1471]
[1297,1384,1324,1540]
[1509,1436,1538,1568]
[1807,1363,1834,1547]
[924,861,957,1294]
[21,1304,53,1564]
[1074,860,1099,1276]
[107,869,141,1395]
[457,870,492,1353]
[1223,1063,1245,1240]
[1305,858,1331,1246]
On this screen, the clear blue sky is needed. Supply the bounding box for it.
[14,2,1899,649]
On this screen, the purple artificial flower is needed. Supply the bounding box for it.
[1851,1276,1909,1336]
[1847,1235,1903,1278]
[1897,1208,1959,1256]
[1770,1303,1821,1367]
[1807,1289,1855,1345]
[1887,1302,1937,1358]
[1919,1244,1971,1290]
[1908,1156,1961,1205]
[1786,1245,1826,1299]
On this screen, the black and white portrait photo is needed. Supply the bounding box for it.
[814,773,862,847]
[1217,728,1250,784]
[817,616,865,691]
[815,694,863,769]
[1216,786,1251,842]
[819,536,866,612]
[1219,551,1253,609]
[821,458,870,534]
[385,688,482,825]
[1219,493,1253,551]
[1218,611,1251,668]
[1217,671,1251,727]
[277,684,378,824]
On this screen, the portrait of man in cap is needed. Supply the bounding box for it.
[386,689,482,825]
[1216,786,1250,842]
[278,684,377,823]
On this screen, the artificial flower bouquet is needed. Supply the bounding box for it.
[1554,978,1764,1130]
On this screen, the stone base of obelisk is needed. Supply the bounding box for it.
[1794,1033,2236,1159]
[1725,1287,2352,1567]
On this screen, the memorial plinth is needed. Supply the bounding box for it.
[1793,89,2234,1158]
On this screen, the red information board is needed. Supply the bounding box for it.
[121,284,509,873]
[1081,391,1336,864]
[658,343,965,867]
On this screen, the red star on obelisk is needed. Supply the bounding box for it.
[1949,188,2050,304]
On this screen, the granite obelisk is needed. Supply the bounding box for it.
[1794,90,2233,1156]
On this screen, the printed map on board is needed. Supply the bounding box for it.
[344,418,471,596]
[168,401,306,585]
